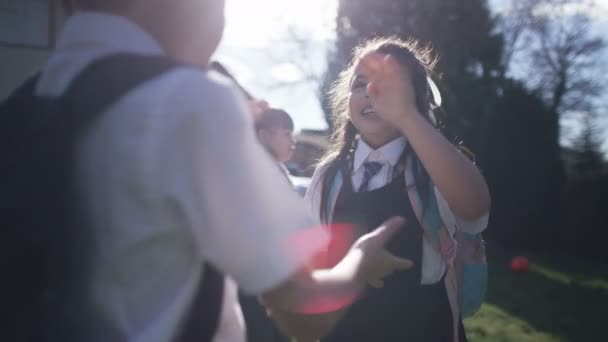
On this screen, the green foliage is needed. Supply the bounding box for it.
[466,304,564,342]
[483,80,565,248]
[569,114,605,179]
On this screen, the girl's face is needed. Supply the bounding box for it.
[347,52,405,149]
[259,128,296,162]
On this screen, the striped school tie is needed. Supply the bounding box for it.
[358,161,383,192]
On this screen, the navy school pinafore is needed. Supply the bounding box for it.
[321,167,461,341]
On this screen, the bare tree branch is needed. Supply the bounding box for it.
[502,0,605,113]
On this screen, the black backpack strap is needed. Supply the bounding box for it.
[65,54,225,342]
[1,73,42,146]
[1,72,41,104]
[62,53,180,130]
[178,265,225,342]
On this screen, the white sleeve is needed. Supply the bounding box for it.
[434,186,489,235]
[153,70,328,294]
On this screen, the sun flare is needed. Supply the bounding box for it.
[215,0,337,130]
[222,0,337,49]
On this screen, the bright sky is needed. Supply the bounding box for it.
[217,0,608,151]
[215,0,337,131]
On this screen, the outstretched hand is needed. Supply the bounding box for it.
[349,216,414,288]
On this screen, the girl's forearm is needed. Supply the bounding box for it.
[396,113,491,220]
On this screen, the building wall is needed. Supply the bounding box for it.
[0,0,64,99]
[288,130,329,177]
[0,46,50,99]
[288,141,326,177]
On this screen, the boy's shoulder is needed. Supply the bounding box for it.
[142,65,246,114]
[155,65,238,96]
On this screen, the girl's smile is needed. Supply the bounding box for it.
[361,106,379,118]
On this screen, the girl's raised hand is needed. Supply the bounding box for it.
[360,53,419,128]
[248,99,270,121]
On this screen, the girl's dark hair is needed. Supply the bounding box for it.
[318,36,445,222]
[255,108,294,132]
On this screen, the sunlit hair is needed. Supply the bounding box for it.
[318,36,444,222]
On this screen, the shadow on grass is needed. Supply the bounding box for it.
[476,242,608,342]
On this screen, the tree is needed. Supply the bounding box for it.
[263,26,329,91]
[570,112,605,178]
[563,110,607,260]
[495,0,606,227]
[484,80,565,248]
[498,0,605,114]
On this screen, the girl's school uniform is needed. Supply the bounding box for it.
[305,137,488,342]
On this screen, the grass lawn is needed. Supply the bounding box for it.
[464,243,608,342]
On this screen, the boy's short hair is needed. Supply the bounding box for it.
[61,0,74,14]
[255,108,294,132]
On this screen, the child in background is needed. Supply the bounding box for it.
[238,108,297,342]
[255,108,297,183]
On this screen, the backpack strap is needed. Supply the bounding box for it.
[1,73,43,147]
[325,169,344,224]
[63,53,179,130]
[403,162,460,342]
[62,54,225,342]
[406,177,443,253]
[177,265,224,342]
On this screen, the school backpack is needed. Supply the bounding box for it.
[0,54,224,342]
[325,161,488,318]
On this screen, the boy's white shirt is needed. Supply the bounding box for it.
[37,13,328,342]
[305,137,489,284]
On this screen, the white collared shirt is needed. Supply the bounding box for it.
[351,136,408,192]
[37,13,327,342]
[305,137,489,284]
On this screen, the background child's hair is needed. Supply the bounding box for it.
[255,108,294,132]
[318,36,447,222]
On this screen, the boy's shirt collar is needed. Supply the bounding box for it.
[56,12,165,57]
[38,12,167,97]
[353,136,407,173]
